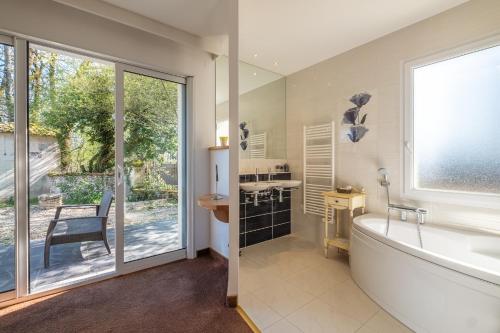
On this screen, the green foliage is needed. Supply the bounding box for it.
[124,73,179,164]
[57,175,111,204]
[44,61,115,173]
[128,171,177,202]
[1,46,183,209]
[0,196,14,208]
[0,44,14,122]
[21,46,180,185]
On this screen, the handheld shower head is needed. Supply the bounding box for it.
[378,168,390,187]
[378,168,391,206]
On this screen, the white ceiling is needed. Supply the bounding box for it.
[100,0,469,75]
[101,0,229,36]
[239,0,469,74]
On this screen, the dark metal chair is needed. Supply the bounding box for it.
[44,191,113,268]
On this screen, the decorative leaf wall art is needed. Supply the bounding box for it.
[240,122,249,151]
[343,92,371,143]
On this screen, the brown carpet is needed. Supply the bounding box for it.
[0,255,252,333]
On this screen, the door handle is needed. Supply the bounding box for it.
[117,165,123,187]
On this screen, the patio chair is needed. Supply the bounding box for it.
[44,191,113,268]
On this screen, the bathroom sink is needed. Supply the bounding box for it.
[240,181,282,192]
[279,180,302,188]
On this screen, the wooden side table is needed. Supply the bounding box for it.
[323,191,366,257]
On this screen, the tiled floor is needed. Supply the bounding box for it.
[239,235,413,333]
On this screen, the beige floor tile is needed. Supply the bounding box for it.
[240,236,412,333]
[239,292,282,329]
[263,319,303,333]
[240,258,282,293]
[286,264,349,297]
[287,299,363,333]
[262,257,311,279]
[357,310,413,333]
[253,281,315,317]
[309,251,350,270]
[319,279,379,323]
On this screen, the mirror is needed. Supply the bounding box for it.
[216,56,286,159]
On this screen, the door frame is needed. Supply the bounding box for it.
[0,34,18,303]
[0,33,195,307]
[115,63,188,274]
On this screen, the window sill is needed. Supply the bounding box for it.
[402,188,500,210]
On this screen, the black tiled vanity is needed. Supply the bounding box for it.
[239,172,292,248]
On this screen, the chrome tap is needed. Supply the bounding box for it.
[416,208,428,224]
[255,168,259,182]
[388,204,427,224]
[378,168,428,247]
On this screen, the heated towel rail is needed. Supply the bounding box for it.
[303,122,335,216]
[249,132,266,159]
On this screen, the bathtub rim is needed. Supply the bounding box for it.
[352,213,500,287]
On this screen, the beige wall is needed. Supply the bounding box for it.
[0,0,215,251]
[286,0,500,244]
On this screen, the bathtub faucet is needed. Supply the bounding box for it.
[388,204,428,224]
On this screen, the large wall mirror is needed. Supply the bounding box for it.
[215,56,286,159]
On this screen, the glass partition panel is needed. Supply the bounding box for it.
[0,42,15,295]
[123,71,185,262]
[215,56,286,159]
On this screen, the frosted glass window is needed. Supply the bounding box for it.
[413,45,500,194]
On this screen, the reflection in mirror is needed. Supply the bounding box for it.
[215,56,286,159]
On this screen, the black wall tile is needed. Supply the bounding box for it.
[240,218,245,233]
[273,223,291,238]
[240,203,245,218]
[246,228,272,246]
[239,172,293,248]
[246,214,272,232]
[271,173,291,180]
[246,200,272,217]
[274,210,291,225]
[273,197,290,212]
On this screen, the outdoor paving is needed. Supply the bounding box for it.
[0,201,181,293]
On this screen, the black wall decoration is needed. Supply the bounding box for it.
[343,92,371,143]
[240,122,249,151]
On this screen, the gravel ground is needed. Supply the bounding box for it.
[0,199,178,245]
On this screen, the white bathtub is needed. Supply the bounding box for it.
[351,213,500,333]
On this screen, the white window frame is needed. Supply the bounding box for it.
[403,34,500,210]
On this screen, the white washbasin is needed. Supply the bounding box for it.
[279,180,302,188]
[240,181,282,192]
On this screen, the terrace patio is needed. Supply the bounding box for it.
[0,199,181,293]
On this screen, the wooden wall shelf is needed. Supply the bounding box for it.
[208,146,229,151]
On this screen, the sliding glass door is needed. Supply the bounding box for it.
[0,37,188,302]
[27,44,116,292]
[0,38,15,300]
[116,65,186,266]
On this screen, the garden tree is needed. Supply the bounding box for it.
[48,52,58,109]
[25,46,179,176]
[0,44,14,122]
[46,61,115,173]
[28,48,46,123]
[124,73,179,164]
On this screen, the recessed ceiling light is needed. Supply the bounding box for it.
[253,72,257,76]
[253,53,258,58]
[273,61,279,66]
